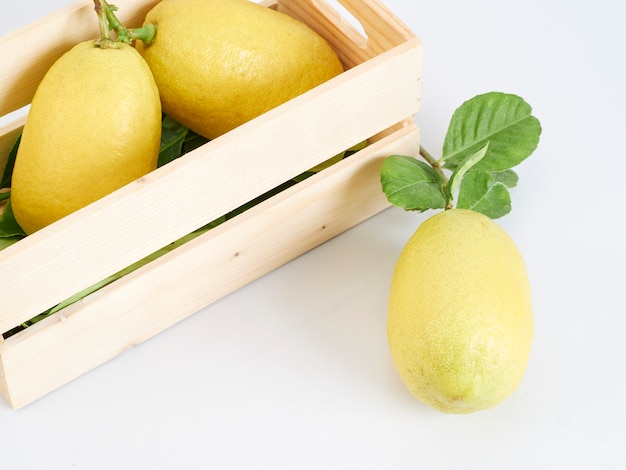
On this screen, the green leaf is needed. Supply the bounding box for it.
[1,133,21,189]
[294,139,368,182]
[457,170,512,219]
[158,116,189,167]
[0,235,22,251]
[442,92,541,172]
[380,155,447,212]
[492,169,519,188]
[307,151,345,174]
[0,201,26,252]
[157,115,211,167]
[447,142,489,202]
[181,132,210,154]
[0,201,26,238]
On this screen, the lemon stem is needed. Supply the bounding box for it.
[103,1,129,42]
[93,0,113,43]
[419,146,453,209]
[97,0,157,46]
[92,1,156,46]
[129,24,157,46]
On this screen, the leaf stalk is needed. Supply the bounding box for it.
[419,146,453,209]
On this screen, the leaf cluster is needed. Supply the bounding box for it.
[380,92,541,219]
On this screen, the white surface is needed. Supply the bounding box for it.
[1,0,625,468]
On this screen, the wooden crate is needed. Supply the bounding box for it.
[0,0,422,409]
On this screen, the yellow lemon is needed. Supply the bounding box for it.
[137,0,344,139]
[387,209,533,413]
[11,40,161,234]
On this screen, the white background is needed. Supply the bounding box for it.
[2,0,625,468]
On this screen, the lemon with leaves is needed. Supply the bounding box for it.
[387,209,533,413]
[11,40,161,234]
[381,93,540,413]
[137,0,344,139]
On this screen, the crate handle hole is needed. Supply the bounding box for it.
[313,0,369,49]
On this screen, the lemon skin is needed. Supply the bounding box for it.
[387,209,534,413]
[137,0,344,139]
[11,41,161,234]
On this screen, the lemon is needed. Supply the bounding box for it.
[387,209,533,413]
[11,40,161,234]
[136,0,344,139]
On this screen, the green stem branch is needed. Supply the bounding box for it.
[98,0,157,46]
[419,146,453,209]
[129,24,157,45]
[103,1,130,43]
[93,0,112,43]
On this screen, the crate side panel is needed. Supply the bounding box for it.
[1,123,420,409]
[0,40,422,334]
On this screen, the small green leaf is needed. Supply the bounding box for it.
[442,92,541,172]
[1,133,21,189]
[492,169,519,188]
[158,116,189,167]
[46,275,119,315]
[181,130,210,154]
[0,201,26,238]
[447,142,489,203]
[0,235,22,251]
[457,170,512,218]
[307,151,345,174]
[380,155,447,212]
[295,139,368,182]
[158,115,210,167]
[0,200,26,252]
